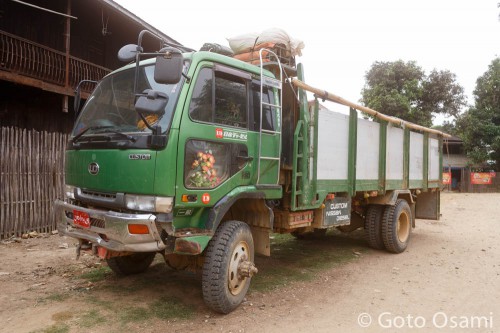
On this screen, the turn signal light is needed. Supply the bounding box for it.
[181,194,197,202]
[128,224,149,234]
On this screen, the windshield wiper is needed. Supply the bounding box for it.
[101,130,137,142]
[72,126,113,143]
[73,126,137,144]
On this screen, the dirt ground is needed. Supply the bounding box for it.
[1,192,499,333]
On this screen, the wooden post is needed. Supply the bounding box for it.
[62,0,72,113]
[64,0,71,89]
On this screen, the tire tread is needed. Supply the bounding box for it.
[202,220,253,314]
[381,199,411,253]
[365,204,385,250]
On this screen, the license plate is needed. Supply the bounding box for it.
[73,210,90,228]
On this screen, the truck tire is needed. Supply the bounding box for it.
[202,220,255,314]
[381,199,412,253]
[365,204,385,250]
[106,252,156,275]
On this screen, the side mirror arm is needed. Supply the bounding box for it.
[73,80,97,121]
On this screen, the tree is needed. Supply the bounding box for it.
[432,120,458,137]
[456,57,500,170]
[361,60,466,127]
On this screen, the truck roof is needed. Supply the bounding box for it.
[109,50,277,81]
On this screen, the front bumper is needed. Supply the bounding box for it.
[55,199,166,252]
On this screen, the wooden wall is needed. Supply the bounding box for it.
[0,82,75,133]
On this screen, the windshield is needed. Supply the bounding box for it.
[72,64,183,136]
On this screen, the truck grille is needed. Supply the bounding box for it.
[90,218,106,229]
[81,189,116,200]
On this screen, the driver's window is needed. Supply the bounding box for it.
[189,67,248,129]
[214,73,247,128]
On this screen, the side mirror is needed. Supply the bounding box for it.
[154,47,183,84]
[135,89,168,115]
[118,44,143,62]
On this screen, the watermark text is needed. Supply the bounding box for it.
[357,312,493,330]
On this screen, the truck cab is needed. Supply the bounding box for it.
[55,38,288,313]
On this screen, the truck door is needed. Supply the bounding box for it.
[176,63,257,211]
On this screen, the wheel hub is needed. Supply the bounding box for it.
[227,241,257,295]
[237,260,258,278]
[397,211,410,243]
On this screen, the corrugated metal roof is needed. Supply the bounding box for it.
[99,0,182,46]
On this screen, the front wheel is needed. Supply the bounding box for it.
[202,221,257,314]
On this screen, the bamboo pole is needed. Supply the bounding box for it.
[291,78,452,138]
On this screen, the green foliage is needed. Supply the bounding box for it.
[79,266,112,282]
[45,293,70,302]
[78,309,107,328]
[45,325,70,333]
[116,297,194,324]
[150,297,195,320]
[432,121,457,136]
[361,60,466,127]
[456,58,500,170]
[31,324,70,333]
[118,306,151,323]
[251,232,363,292]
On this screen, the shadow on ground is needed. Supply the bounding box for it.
[35,229,369,332]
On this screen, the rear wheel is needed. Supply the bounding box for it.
[381,199,412,253]
[202,221,256,314]
[365,204,385,250]
[106,252,156,275]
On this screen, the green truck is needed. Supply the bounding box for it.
[55,31,445,313]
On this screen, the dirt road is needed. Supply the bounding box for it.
[1,193,499,333]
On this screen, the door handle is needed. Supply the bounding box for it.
[237,155,253,161]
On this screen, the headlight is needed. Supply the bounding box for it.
[65,185,75,200]
[155,197,174,213]
[124,195,173,213]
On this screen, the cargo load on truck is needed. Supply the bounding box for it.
[228,28,304,65]
[55,28,448,314]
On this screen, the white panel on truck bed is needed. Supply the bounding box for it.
[428,138,440,180]
[386,126,404,180]
[409,132,424,180]
[317,110,349,180]
[356,118,380,179]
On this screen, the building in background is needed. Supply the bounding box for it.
[1,0,179,132]
[442,136,498,192]
[0,0,180,238]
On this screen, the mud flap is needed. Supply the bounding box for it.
[415,191,440,220]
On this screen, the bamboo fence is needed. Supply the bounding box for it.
[0,127,68,238]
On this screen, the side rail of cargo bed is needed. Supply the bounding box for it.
[288,77,447,221]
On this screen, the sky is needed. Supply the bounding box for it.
[114,0,499,123]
